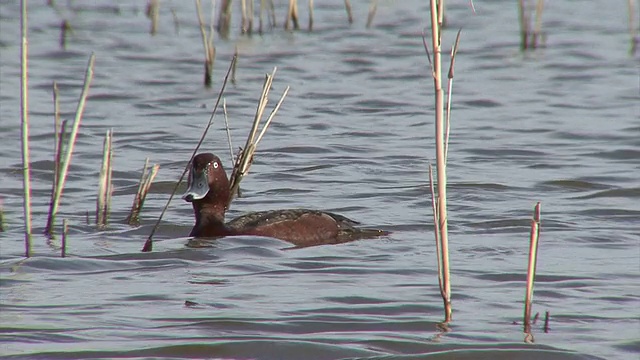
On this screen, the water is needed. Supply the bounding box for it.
[1,1,638,359]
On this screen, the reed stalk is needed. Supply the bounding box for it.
[223,98,241,199]
[232,45,238,84]
[530,0,544,48]
[268,0,276,28]
[147,0,160,35]
[517,0,529,51]
[53,82,61,188]
[59,20,71,49]
[170,7,180,34]
[196,0,215,87]
[259,0,265,33]
[308,0,314,31]
[96,129,113,228]
[0,198,5,232]
[285,0,299,30]
[247,0,254,34]
[543,311,550,333]
[241,0,248,34]
[366,0,377,29]
[126,158,160,225]
[524,202,541,342]
[143,55,237,252]
[518,0,544,50]
[629,0,639,55]
[45,53,96,235]
[344,0,353,24]
[20,0,32,257]
[218,0,232,38]
[227,69,289,207]
[61,219,68,257]
[424,0,460,324]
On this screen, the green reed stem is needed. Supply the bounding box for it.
[45,53,96,235]
[20,0,32,256]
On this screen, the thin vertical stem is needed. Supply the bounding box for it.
[20,0,32,257]
[61,219,68,257]
[308,0,313,31]
[366,0,377,29]
[531,0,544,48]
[524,202,541,341]
[518,0,530,51]
[344,0,353,24]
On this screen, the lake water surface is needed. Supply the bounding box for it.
[0,1,638,359]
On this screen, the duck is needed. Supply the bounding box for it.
[182,153,389,247]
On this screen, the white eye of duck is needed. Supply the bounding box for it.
[212,161,219,169]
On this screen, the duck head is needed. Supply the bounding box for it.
[182,153,230,222]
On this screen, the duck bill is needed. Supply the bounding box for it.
[182,169,209,202]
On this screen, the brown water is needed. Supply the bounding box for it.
[1,1,639,359]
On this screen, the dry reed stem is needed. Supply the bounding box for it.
[0,198,5,232]
[147,0,160,35]
[269,0,276,27]
[444,30,461,164]
[531,0,544,48]
[96,129,113,227]
[428,164,443,293]
[45,53,96,235]
[53,82,61,189]
[543,311,550,333]
[223,99,235,165]
[285,0,299,30]
[218,0,232,38]
[61,219,68,257]
[143,55,237,252]
[232,46,238,84]
[20,0,32,256]
[524,202,541,341]
[170,7,180,34]
[127,158,160,225]
[59,20,71,49]
[629,0,639,55]
[247,0,254,34]
[308,0,314,31]
[517,0,530,51]
[227,69,289,207]
[196,0,215,87]
[366,0,377,29]
[426,0,452,324]
[344,0,353,24]
[241,0,248,34]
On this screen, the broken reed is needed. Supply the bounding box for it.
[126,158,160,225]
[227,68,290,208]
[518,0,545,51]
[45,53,96,235]
[284,0,299,30]
[142,55,238,252]
[20,0,32,257]
[524,202,541,343]
[366,0,378,29]
[196,0,215,87]
[96,129,114,228]
[424,0,461,325]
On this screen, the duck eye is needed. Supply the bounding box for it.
[212,162,219,169]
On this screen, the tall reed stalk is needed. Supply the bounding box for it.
[20,0,32,257]
[0,198,5,232]
[147,0,160,35]
[344,0,353,24]
[518,0,545,50]
[61,218,68,257]
[143,55,237,252]
[196,0,215,87]
[366,0,378,29]
[524,202,541,342]
[285,0,299,30]
[126,158,160,225]
[45,53,96,235]
[96,129,113,228]
[308,0,314,31]
[218,0,232,38]
[227,69,289,207]
[424,0,461,325]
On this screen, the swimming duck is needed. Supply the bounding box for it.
[182,153,389,247]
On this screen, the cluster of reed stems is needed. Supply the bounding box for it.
[96,130,114,228]
[424,0,461,326]
[44,54,96,236]
[227,68,289,208]
[517,0,545,51]
[126,158,160,225]
[524,202,541,342]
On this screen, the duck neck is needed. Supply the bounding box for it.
[191,200,231,237]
